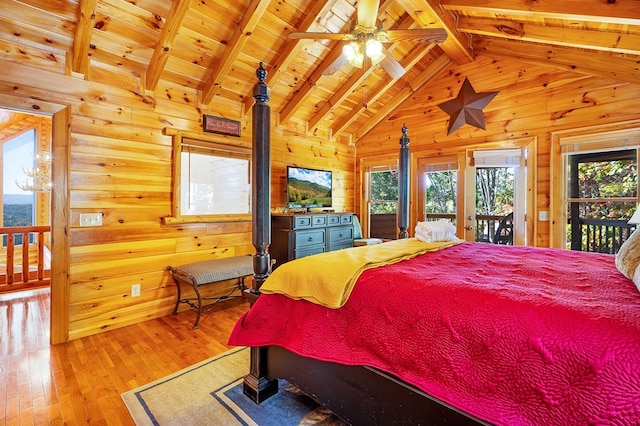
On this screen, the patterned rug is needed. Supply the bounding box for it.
[121,347,346,425]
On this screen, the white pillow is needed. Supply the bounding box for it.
[615,228,640,291]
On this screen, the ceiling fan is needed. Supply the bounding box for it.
[287,0,448,78]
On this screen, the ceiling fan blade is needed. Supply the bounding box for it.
[380,49,405,79]
[357,0,379,28]
[287,32,356,41]
[322,54,348,75]
[381,28,448,43]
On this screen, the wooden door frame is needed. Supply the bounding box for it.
[411,137,536,246]
[0,94,71,344]
[550,120,640,249]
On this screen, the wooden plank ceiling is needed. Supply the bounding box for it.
[2,0,639,144]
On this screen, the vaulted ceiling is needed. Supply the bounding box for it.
[3,0,639,144]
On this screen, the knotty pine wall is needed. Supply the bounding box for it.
[0,61,354,340]
[355,55,640,247]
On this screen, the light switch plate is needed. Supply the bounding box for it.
[79,213,102,227]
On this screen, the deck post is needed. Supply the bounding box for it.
[398,124,410,239]
[243,62,279,403]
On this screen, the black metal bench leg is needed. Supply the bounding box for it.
[192,284,203,329]
[172,278,182,315]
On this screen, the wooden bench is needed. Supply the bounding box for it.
[167,256,253,329]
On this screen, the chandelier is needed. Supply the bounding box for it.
[16,151,52,192]
[342,34,385,68]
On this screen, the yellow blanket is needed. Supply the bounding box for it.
[260,238,461,308]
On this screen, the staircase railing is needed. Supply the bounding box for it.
[0,225,51,293]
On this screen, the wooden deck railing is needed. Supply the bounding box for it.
[0,225,51,293]
[572,218,635,254]
[425,213,507,243]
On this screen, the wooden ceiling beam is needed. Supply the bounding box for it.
[278,44,346,124]
[458,16,640,55]
[331,43,437,138]
[475,38,640,85]
[145,0,192,91]
[355,54,452,141]
[71,0,98,74]
[397,0,474,65]
[200,0,271,105]
[441,0,640,25]
[242,0,333,113]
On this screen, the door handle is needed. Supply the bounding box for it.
[465,226,473,230]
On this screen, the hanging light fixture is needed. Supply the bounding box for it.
[364,34,384,64]
[15,151,52,192]
[342,41,364,68]
[342,33,385,68]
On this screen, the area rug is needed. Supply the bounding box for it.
[121,346,346,425]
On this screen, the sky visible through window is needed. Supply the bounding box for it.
[3,130,35,195]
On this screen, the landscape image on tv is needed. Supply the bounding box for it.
[287,166,332,207]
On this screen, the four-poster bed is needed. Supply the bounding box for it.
[235,64,640,425]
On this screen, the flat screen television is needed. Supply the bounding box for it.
[287,166,332,209]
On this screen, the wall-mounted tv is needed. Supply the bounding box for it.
[287,166,332,209]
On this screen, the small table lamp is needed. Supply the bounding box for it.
[628,207,640,225]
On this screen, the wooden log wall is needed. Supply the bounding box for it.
[355,55,640,247]
[0,61,354,340]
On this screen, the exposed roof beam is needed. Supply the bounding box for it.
[396,0,474,64]
[145,0,192,91]
[475,38,640,85]
[441,0,640,25]
[458,16,640,55]
[242,0,333,113]
[355,54,452,140]
[331,43,437,137]
[200,0,271,105]
[278,44,346,124]
[72,0,98,74]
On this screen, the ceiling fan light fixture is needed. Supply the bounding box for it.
[343,41,364,68]
[365,37,384,62]
[342,42,358,61]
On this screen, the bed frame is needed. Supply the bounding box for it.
[243,63,486,425]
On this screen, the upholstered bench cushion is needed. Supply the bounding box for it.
[172,256,253,286]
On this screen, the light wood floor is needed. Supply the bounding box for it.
[0,288,251,425]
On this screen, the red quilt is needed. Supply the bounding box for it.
[229,243,640,425]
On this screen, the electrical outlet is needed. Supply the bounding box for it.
[131,284,141,297]
[79,213,103,227]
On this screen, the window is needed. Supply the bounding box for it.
[365,165,398,240]
[164,131,251,224]
[567,150,637,252]
[552,123,640,251]
[422,161,458,223]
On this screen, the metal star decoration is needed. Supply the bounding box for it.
[437,77,499,135]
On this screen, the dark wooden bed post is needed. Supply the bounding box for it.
[397,124,410,239]
[243,62,279,402]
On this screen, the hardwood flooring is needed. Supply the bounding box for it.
[0,288,251,425]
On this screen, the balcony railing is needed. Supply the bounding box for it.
[425,213,508,243]
[0,225,51,293]
[571,218,635,254]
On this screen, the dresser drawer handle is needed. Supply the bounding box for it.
[339,233,344,237]
[308,237,313,241]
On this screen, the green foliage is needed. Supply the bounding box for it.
[476,168,514,215]
[3,204,33,226]
[425,171,456,214]
[370,171,398,214]
[576,159,637,219]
